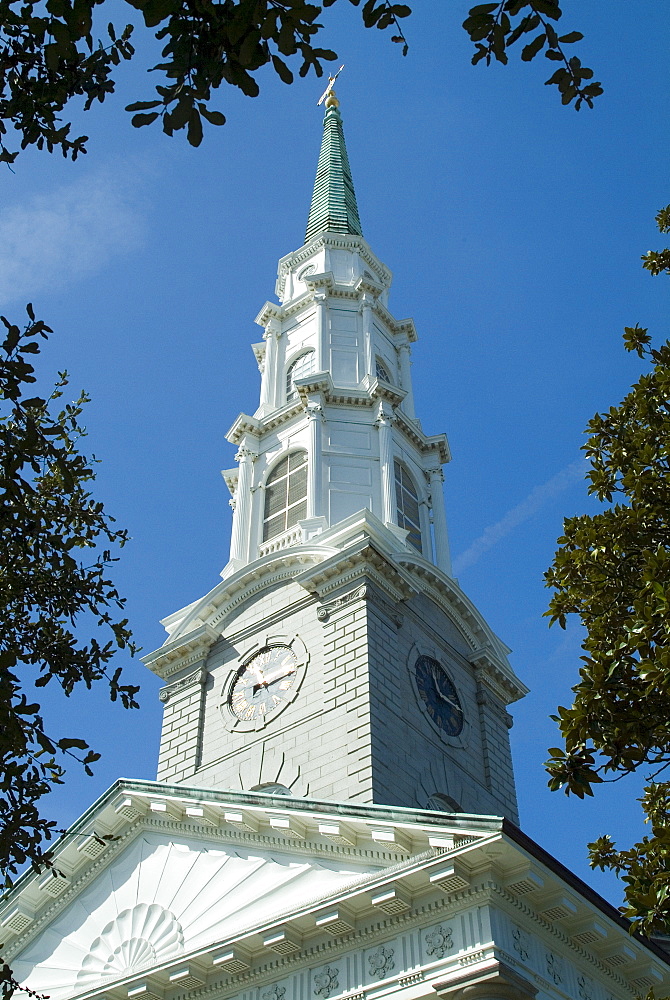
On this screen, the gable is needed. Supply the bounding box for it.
[12,831,375,1000]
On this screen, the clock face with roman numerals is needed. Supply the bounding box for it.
[415,655,464,737]
[229,645,298,722]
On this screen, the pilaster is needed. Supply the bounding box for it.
[398,337,415,418]
[376,400,396,527]
[315,291,328,372]
[361,293,374,377]
[474,669,519,823]
[261,319,282,409]
[305,394,325,520]
[434,961,538,1000]
[229,441,258,564]
[156,665,208,783]
[428,465,452,576]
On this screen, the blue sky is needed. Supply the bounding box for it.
[4,3,669,906]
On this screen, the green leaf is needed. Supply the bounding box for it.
[558,31,583,43]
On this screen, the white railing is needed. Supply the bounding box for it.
[258,525,303,558]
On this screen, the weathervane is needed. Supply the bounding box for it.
[317,64,345,106]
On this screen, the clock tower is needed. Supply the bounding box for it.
[143,86,527,821]
[10,86,669,1000]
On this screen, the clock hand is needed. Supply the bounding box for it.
[250,666,267,694]
[430,665,448,700]
[259,666,296,686]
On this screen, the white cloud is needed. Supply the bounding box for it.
[452,457,588,576]
[0,170,145,308]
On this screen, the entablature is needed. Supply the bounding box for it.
[225,412,262,446]
[141,624,219,681]
[255,284,417,346]
[275,233,392,302]
[228,381,449,463]
[6,782,669,1000]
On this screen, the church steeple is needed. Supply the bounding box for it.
[305,89,362,242]
[143,100,526,824]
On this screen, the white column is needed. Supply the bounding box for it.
[428,465,452,575]
[260,320,281,409]
[305,397,324,519]
[315,292,328,372]
[398,338,415,418]
[229,445,256,563]
[376,401,396,526]
[361,294,373,376]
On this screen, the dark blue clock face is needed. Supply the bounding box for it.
[415,656,464,736]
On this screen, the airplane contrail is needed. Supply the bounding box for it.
[452,457,588,576]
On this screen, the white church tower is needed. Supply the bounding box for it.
[5,87,669,1000]
[143,84,526,821]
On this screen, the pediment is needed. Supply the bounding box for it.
[12,829,375,1000]
[9,782,664,1000]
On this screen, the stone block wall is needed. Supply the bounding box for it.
[155,566,518,820]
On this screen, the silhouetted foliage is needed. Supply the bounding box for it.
[0,307,138,996]
[545,207,670,934]
[0,1,602,164]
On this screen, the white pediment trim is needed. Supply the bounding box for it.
[6,783,668,1000]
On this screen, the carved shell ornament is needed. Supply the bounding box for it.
[78,904,184,983]
[13,833,370,999]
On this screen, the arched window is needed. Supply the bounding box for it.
[251,783,292,796]
[425,793,463,813]
[394,460,422,551]
[286,350,315,402]
[263,451,308,541]
[375,358,391,383]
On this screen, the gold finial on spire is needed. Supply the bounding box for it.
[317,64,344,107]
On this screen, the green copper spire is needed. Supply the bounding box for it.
[305,91,363,243]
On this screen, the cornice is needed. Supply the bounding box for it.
[355,273,383,298]
[235,380,448,462]
[297,536,417,605]
[141,624,219,681]
[199,883,496,1000]
[221,467,238,497]
[225,411,262,446]
[393,556,526,702]
[304,270,335,293]
[69,882,489,1000]
[1,782,494,952]
[7,780,668,1000]
[372,299,418,342]
[394,408,450,463]
[2,822,141,962]
[470,648,530,705]
[251,342,266,371]
[295,371,332,399]
[275,234,392,300]
[492,884,634,993]
[254,300,283,327]
[156,547,338,645]
[366,376,405,408]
